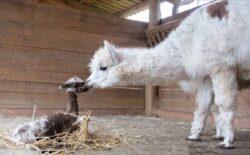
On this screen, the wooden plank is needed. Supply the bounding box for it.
[0,43,92,64]
[119,1,148,17]
[0,67,87,83]
[0,92,144,109]
[108,0,130,9]
[159,83,180,89]
[99,0,127,11]
[66,0,110,15]
[234,117,250,129]
[159,100,195,113]
[0,80,144,98]
[155,32,162,42]
[158,90,250,117]
[0,21,145,54]
[84,88,144,99]
[236,90,250,117]
[160,30,166,38]
[39,0,70,8]
[159,89,194,101]
[120,0,136,6]
[0,54,87,74]
[0,107,144,117]
[0,0,147,39]
[89,3,117,14]
[131,0,143,3]
[0,0,147,118]
[153,108,194,121]
[94,1,121,12]
[159,90,250,118]
[0,10,138,40]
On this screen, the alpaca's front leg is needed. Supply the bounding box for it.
[211,70,237,148]
[187,79,213,140]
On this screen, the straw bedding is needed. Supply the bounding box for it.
[0,112,123,154]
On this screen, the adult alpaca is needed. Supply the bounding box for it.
[86,0,250,148]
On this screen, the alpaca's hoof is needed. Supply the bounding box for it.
[212,135,224,140]
[186,135,201,141]
[217,141,234,149]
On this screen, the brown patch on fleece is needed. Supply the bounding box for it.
[207,0,228,20]
[44,112,78,136]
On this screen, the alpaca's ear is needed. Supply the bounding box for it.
[103,40,110,47]
[103,40,119,64]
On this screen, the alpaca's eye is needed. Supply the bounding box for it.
[100,66,108,71]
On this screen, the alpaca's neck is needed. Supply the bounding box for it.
[116,41,185,86]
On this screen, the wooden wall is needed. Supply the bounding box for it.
[158,84,250,129]
[0,0,147,116]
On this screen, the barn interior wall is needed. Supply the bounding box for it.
[158,83,250,129]
[0,0,147,116]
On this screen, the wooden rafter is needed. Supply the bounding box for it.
[95,1,122,13]
[118,0,149,17]
[41,0,181,17]
[80,0,97,5]
[120,0,137,7]
[99,0,128,11]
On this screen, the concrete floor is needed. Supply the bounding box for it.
[0,115,250,155]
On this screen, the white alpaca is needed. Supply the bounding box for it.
[87,0,250,148]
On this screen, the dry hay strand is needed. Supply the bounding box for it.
[0,112,123,154]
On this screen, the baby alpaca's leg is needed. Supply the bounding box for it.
[187,79,213,140]
[212,105,224,140]
[211,70,237,148]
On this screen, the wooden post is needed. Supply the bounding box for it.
[145,0,161,115]
[172,3,179,15]
[148,0,161,28]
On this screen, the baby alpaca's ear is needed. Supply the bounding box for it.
[103,40,119,64]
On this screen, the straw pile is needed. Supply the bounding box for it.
[0,113,122,154]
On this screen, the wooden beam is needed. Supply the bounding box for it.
[38,0,107,14]
[118,1,149,18]
[90,3,117,14]
[95,1,122,13]
[108,0,131,8]
[148,0,161,27]
[145,0,161,115]
[172,3,180,15]
[131,0,143,3]
[98,0,128,11]
[38,0,70,8]
[119,0,137,7]
[80,0,97,5]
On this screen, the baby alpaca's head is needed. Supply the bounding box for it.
[87,41,121,88]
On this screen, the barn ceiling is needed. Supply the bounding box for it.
[80,0,148,16]
[38,0,177,17]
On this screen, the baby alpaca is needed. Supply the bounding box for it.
[87,0,250,148]
[11,112,83,143]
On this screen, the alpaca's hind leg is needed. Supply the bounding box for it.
[187,79,213,140]
[211,70,237,148]
[212,105,224,140]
